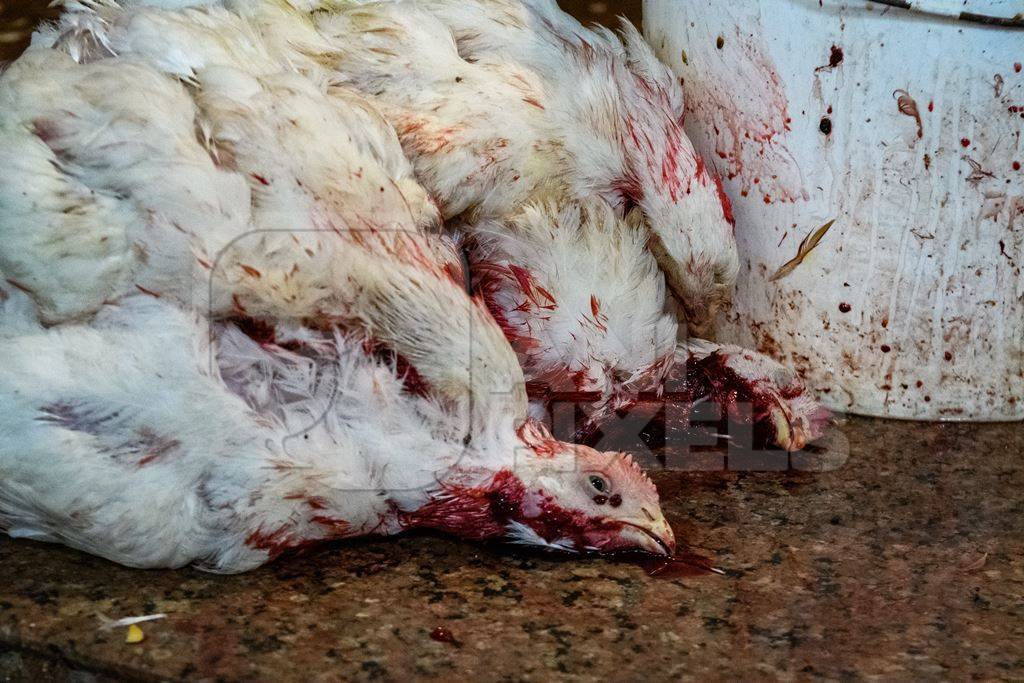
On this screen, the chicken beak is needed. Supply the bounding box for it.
[615,508,676,556]
[770,400,834,452]
[770,405,797,452]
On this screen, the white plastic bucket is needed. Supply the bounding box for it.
[644,0,1024,420]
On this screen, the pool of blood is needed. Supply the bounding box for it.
[602,548,722,579]
[642,550,721,579]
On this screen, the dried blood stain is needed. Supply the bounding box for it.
[829,45,844,67]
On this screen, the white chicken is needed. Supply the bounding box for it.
[72,0,725,410]
[299,0,828,448]
[470,201,676,409]
[0,290,673,571]
[76,0,829,447]
[8,0,828,448]
[25,1,681,414]
[0,3,676,570]
[312,0,740,331]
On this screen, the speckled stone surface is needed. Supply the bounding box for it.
[1,417,1022,681]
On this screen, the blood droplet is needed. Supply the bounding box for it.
[828,45,844,67]
[430,626,456,644]
[960,138,971,148]
[838,302,852,313]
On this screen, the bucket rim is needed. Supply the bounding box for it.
[865,0,1024,29]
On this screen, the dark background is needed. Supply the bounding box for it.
[559,0,642,26]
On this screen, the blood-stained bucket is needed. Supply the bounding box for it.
[644,0,1024,420]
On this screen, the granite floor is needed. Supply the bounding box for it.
[2,417,1022,681]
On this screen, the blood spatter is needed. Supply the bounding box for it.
[838,302,852,313]
[819,117,832,135]
[1013,161,1021,171]
[1015,63,1022,73]
[829,45,844,67]
[961,138,971,148]
[716,35,725,50]
[816,45,845,72]
[683,30,803,201]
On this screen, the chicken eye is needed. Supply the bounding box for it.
[589,475,608,493]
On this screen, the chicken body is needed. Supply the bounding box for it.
[307,0,723,395]
[314,0,739,329]
[0,3,675,570]
[1,289,672,571]
[26,0,688,426]
[472,201,676,409]
[23,0,829,448]
[299,0,827,447]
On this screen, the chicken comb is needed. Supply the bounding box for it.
[613,451,657,495]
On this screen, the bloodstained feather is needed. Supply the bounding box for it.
[567,352,820,453]
[401,469,526,540]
